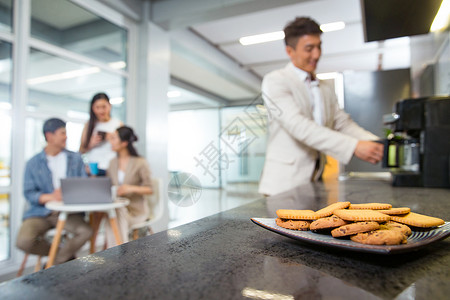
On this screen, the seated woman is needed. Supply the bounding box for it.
[104,126,152,247]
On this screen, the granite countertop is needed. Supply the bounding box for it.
[1,179,450,299]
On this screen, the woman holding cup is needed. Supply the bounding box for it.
[104,126,153,246]
[79,92,122,176]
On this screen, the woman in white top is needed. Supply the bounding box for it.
[79,92,122,175]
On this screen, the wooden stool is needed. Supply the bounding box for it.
[17,253,42,277]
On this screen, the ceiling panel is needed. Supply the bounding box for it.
[188,0,415,82]
[171,0,431,105]
[18,0,440,109]
[170,52,257,100]
[192,0,361,44]
[31,0,98,30]
[219,42,287,66]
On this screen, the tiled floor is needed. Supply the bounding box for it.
[0,183,261,283]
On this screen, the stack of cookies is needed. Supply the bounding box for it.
[275,202,445,245]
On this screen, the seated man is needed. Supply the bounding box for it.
[16,118,92,265]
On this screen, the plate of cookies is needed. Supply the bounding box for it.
[251,202,450,254]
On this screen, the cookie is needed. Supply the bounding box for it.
[315,201,351,218]
[276,218,310,230]
[331,221,380,237]
[310,215,349,231]
[349,203,392,210]
[276,209,319,220]
[351,229,407,245]
[380,221,412,236]
[333,209,391,222]
[378,207,411,215]
[390,212,445,228]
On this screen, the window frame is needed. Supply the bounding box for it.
[0,0,137,273]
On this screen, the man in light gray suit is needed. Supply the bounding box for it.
[259,17,383,196]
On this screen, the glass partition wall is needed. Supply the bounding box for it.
[0,0,130,270]
[168,104,267,189]
[0,0,13,263]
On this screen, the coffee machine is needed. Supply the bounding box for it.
[382,96,450,188]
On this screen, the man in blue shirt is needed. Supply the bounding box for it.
[16,118,92,265]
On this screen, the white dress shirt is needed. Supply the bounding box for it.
[292,67,324,125]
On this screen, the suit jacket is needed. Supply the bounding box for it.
[259,63,379,196]
[107,156,152,218]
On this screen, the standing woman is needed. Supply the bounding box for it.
[105,126,153,247]
[79,92,122,176]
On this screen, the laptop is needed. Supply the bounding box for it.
[61,177,113,205]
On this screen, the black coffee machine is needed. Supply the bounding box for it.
[382,96,450,188]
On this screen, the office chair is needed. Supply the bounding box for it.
[130,177,163,240]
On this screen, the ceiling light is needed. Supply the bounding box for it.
[108,61,126,69]
[239,21,346,46]
[26,61,125,86]
[110,97,124,105]
[430,0,450,32]
[167,91,181,98]
[27,67,100,85]
[320,21,346,32]
[239,31,285,46]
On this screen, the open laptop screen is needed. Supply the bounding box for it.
[61,177,112,204]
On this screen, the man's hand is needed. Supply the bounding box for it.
[39,188,63,204]
[354,141,384,164]
[52,188,62,201]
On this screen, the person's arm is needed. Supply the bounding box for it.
[330,95,379,141]
[117,159,153,196]
[79,123,89,153]
[354,141,384,164]
[117,185,152,196]
[23,161,43,205]
[24,160,61,205]
[79,122,102,153]
[38,189,62,204]
[262,72,359,164]
[324,84,383,164]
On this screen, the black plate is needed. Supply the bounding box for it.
[251,218,450,254]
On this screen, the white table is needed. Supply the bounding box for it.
[45,199,129,268]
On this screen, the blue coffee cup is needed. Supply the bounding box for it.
[88,162,99,176]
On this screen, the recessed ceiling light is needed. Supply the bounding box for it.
[27,67,100,85]
[110,97,124,105]
[320,21,346,32]
[26,61,126,86]
[430,0,450,32]
[239,21,346,46]
[108,61,126,69]
[239,31,285,45]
